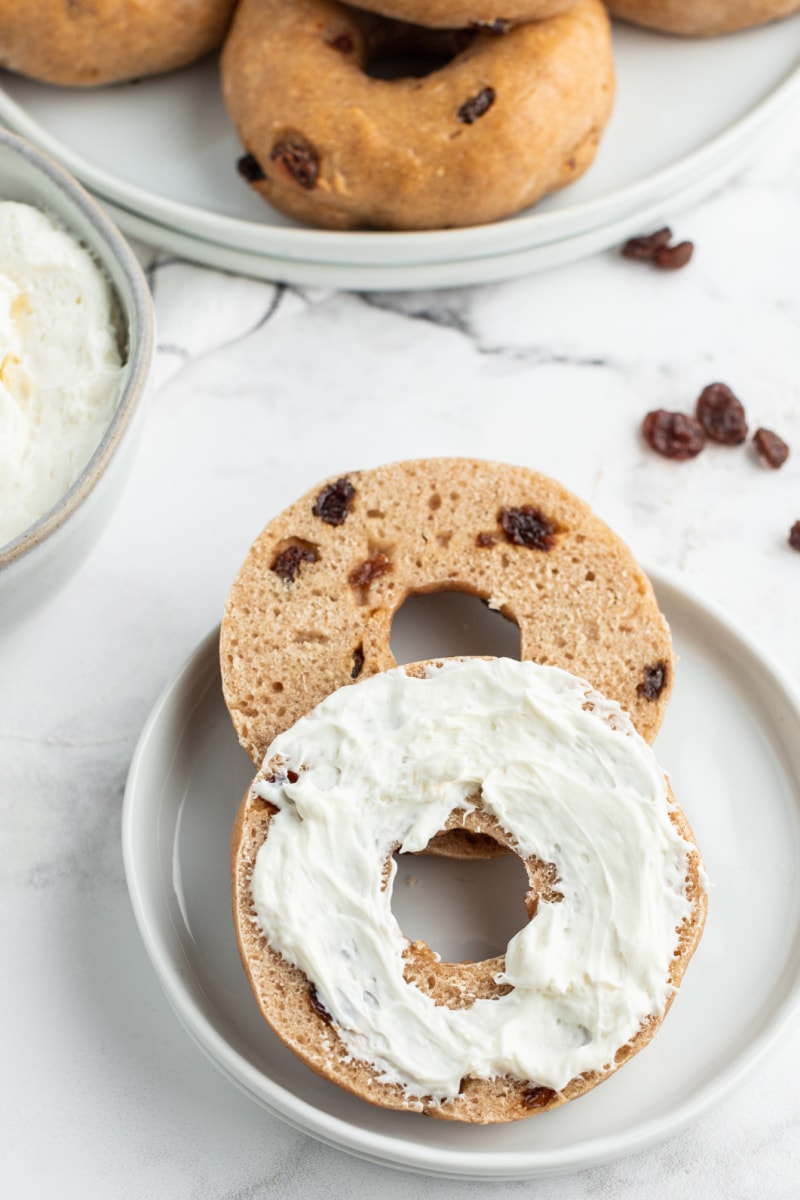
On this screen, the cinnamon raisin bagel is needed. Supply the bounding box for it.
[232,658,707,1122]
[0,0,237,87]
[221,0,615,230]
[220,458,674,771]
[607,0,800,35]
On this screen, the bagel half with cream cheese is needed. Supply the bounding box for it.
[231,657,707,1122]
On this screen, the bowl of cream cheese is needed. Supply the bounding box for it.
[0,127,153,630]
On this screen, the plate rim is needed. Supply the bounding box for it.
[2,21,800,267]
[121,566,800,1179]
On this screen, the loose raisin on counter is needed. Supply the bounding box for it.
[642,410,705,460]
[653,241,694,270]
[236,153,265,183]
[621,228,672,261]
[789,522,800,552]
[753,427,790,469]
[696,382,748,445]
[499,506,556,551]
[313,477,355,525]
[270,138,319,189]
[637,661,668,701]
[457,87,496,125]
[271,543,317,582]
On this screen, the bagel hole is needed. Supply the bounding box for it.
[390,589,520,664]
[391,849,529,964]
[362,23,475,80]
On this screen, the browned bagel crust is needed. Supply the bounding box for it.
[336,0,577,28]
[231,721,707,1123]
[220,458,675,771]
[221,0,615,230]
[607,0,800,35]
[0,0,237,87]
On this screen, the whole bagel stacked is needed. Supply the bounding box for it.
[221,459,708,1121]
[221,0,616,229]
[0,1,238,87]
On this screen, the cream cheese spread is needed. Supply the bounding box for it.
[0,201,125,549]
[251,657,699,1099]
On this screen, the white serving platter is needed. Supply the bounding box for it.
[1,19,799,276]
[122,569,800,1180]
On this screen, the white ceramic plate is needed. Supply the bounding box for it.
[98,144,749,290]
[2,19,800,271]
[122,569,800,1179]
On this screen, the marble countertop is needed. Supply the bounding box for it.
[3,127,800,1198]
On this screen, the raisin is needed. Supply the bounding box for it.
[269,138,319,189]
[271,543,317,582]
[351,644,365,679]
[476,531,496,547]
[789,522,800,551]
[696,383,748,445]
[308,986,333,1025]
[286,770,299,783]
[522,1086,556,1109]
[637,661,668,701]
[457,87,496,125]
[753,427,789,469]
[236,153,265,183]
[349,554,392,588]
[329,33,353,53]
[621,228,672,261]
[499,506,556,551]
[654,241,694,270]
[642,410,705,460]
[313,477,355,525]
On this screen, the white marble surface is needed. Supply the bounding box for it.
[3,127,800,1198]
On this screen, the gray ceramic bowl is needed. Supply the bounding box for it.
[0,127,154,631]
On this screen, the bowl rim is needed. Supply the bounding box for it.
[0,125,154,570]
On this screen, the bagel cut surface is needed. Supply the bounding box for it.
[607,0,800,35]
[220,458,674,771]
[221,0,615,230]
[232,658,707,1123]
[0,0,237,87]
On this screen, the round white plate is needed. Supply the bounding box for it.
[2,19,800,270]
[122,569,800,1179]
[100,143,749,290]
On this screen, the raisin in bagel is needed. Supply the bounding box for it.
[607,0,800,35]
[220,458,675,773]
[0,0,237,87]
[221,0,614,230]
[232,657,707,1122]
[335,1,577,29]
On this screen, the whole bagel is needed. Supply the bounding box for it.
[221,0,615,230]
[220,458,675,771]
[232,658,706,1122]
[0,0,237,87]
[607,0,800,35]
